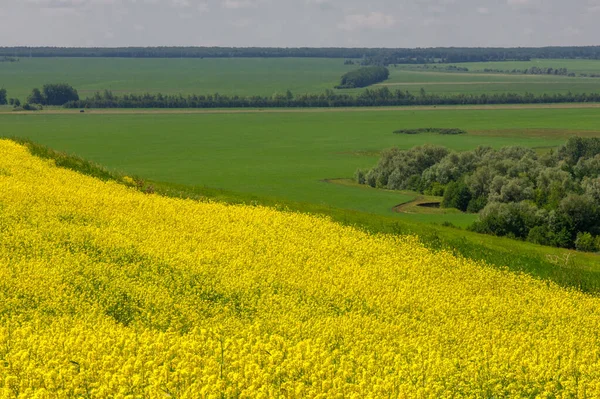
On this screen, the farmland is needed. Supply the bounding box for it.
[2,47,600,397]
[4,57,600,103]
[3,139,600,397]
[4,107,600,225]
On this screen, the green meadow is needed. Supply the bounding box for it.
[0,57,354,101]
[5,57,600,102]
[3,107,600,227]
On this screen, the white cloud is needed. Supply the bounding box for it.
[197,2,209,13]
[338,12,395,31]
[506,0,540,8]
[222,0,259,9]
[477,7,490,14]
[171,0,190,7]
[427,5,446,13]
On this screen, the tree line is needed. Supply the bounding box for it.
[483,67,576,76]
[336,66,389,89]
[4,46,600,63]
[61,88,600,109]
[357,138,600,251]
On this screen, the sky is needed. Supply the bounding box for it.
[0,0,598,48]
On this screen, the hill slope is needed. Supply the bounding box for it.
[1,139,600,397]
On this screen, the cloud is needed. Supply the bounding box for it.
[338,12,395,31]
[427,5,446,14]
[171,0,190,7]
[197,2,209,13]
[506,0,541,10]
[477,7,490,15]
[222,0,259,9]
[24,0,117,7]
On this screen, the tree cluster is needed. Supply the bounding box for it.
[27,84,79,106]
[63,88,600,109]
[0,88,7,105]
[336,66,390,89]
[357,138,600,251]
[483,67,573,76]
[0,56,18,62]
[406,65,470,72]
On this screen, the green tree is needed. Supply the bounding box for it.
[442,181,472,212]
[42,83,79,106]
[27,88,45,105]
[575,232,597,252]
[0,88,7,105]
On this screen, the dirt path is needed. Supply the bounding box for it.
[375,81,571,86]
[4,103,600,116]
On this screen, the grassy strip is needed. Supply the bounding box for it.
[12,138,600,294]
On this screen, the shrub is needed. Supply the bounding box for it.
[442,181,471,212]
[575,232,597,252]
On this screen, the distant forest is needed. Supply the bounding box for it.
[4,46,600,64]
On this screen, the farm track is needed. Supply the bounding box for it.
[375,81,577,86]
[7,103,600,116]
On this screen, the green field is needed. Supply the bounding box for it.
[380,59,600,95]
[446,59,600,74]
[4,106,600,227]
[0,57,355,101]
[5,57,600,102]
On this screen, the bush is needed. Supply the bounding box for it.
[466,196,487,213]
[354,169,366,185]
[575,232,598,252]
[442,181,471,212]
[527,225,554,246]
[22,103,43,111]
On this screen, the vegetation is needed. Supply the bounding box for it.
[483,66,573,76]
[393,128,466,135]
[6,58,600,102]
[3,139,600,396]
[62,87,600,108]
[0,88,6,105]
[26,83,79,106]
[359,138,600,250]
[1,108,594,222]
[5,46,600,63]
[336,66,389,88]
[4,109,599,288]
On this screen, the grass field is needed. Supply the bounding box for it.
[379,59,600,95]
[0,57,355,101]
[3,107,600,227]
[4,57,600,102]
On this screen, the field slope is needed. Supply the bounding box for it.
[3,139,600,397]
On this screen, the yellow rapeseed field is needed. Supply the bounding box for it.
[2,139,600,398]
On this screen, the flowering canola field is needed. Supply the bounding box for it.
[2,139,600,398]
